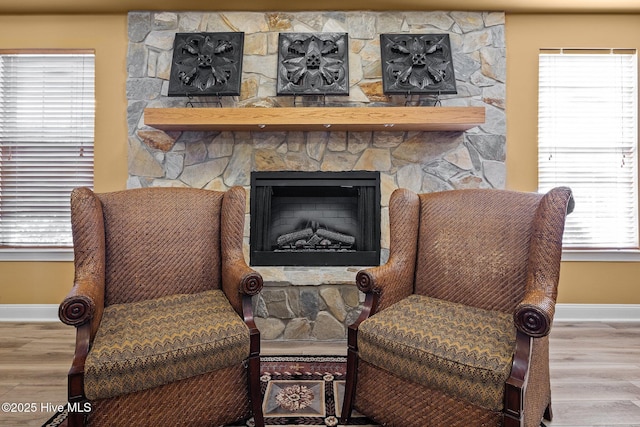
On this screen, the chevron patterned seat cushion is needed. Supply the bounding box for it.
[84,289,250,400]
[358,294,517,411]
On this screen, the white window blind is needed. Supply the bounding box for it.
[538,49,638,249]
[0,51,95,247]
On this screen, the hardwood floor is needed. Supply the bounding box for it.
[546,322,640,426]
[0,321,639,426]
[0,322,73,427]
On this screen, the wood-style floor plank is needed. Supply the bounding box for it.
[546,322,640,426]
[0,323,73,427]
[0,321,638,426]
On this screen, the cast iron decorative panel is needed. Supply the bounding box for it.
[168,32,244,97]
[380,33,457,95]
[277,33,349,96]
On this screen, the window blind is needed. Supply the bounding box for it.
[538,50,638,249]
[0,52,95,247]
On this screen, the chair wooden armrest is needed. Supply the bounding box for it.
[514,290,555,338]
[59,279,102,423]
[514,186,572,338]
[59,284,97,327]
[355,264,411,313]
[220,185,264,313]
[223,259,263,297]
[59,277,105,336]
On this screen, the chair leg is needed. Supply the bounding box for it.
[67,374,87,427]
[66,406,85,427]
[544,402,553,421]
[339,347,359,425]
[248,354,265,427]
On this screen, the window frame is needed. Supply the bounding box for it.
[537,48,640,260]
[0,49,95,260]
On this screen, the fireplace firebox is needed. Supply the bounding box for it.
[250,171,380,266]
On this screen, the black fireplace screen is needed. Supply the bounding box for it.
[250,171,380,266]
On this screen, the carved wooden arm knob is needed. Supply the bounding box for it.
[514,303,552,338]
[241,272,263,296]
[59,295,95,326]
[356,270,375,293]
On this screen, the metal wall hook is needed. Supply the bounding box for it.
[185,93,223,108]
[186,94,195,108]
[293,94,327,107]
[404,92,419,106]
[212,94,223,108]
[433,91,442,107]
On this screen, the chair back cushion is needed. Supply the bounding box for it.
[414,189,542,312]
[84,289,250,400]
[358,294,516,411]
[97,187,224,305]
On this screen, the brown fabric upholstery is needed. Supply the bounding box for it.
[84,290,249,400]
[355,360,502,427]
[97,187,224,306]
[358,294,516,411]
[343,186,573,427]
[88,364,251,427]
[59,186,264,427]
[414,190,541,312]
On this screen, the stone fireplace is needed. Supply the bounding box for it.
[126,10,506,342]
[250,171,380,266]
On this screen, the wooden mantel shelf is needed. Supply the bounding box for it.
[143,106,485,132]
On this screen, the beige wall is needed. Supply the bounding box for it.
[505,14,640,303]
[0,15,128,305]
[1,12,638,305]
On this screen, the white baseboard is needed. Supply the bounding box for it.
[0,303,639,322]
[0,304,60,322]
[554,303,640,322]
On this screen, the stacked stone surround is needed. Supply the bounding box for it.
[126,10,506,342]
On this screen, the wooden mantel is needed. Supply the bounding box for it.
[143,106,485,132]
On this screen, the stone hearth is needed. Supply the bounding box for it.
[126,10,506,342]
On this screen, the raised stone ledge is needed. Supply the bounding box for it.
[254,266,359,287]
[252,283,363,341]
[252,266,362,342]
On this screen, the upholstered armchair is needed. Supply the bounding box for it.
[341,187,573,427]
[58,186,265,427]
